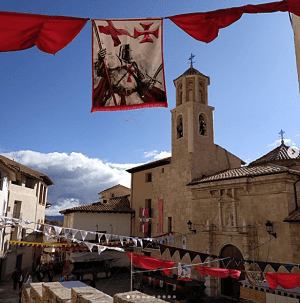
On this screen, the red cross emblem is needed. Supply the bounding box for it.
[98,21,131,47]
[134,22,159,43]
[121,64,137,83]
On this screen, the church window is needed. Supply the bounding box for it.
[188,89,193,102]
[177,84,183,106]
[187,81,194,101]
[177,115,183,139]
[199,114,207,136]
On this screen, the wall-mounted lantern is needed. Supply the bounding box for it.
[265,220,277,238]
[187,220,196,234]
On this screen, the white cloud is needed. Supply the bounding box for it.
[144,150,158,158]
[143,150,171,160]
[46,198,81,216]
[268,138,293,147]
[3,149,172,216]
[153,151,171,160]
[3,151,132,216]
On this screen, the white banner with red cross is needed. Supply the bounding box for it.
[139,207,150,233]
[92,18,167,112]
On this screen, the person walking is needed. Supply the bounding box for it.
[18,271,23,289]
[12,268,18,290]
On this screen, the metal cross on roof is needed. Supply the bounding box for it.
[279,129,285,144]
[188,53,195,68]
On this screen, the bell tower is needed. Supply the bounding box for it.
[171,55,216,181]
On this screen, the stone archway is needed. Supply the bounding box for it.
[219,244,245,298]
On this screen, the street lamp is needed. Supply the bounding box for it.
[187,220,196,234]
[265,221,277,238]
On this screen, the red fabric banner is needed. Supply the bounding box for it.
[0,11,88,54]
[169,0,300,43]
[196,266,241,279]
[126,252,176,276]
[265,273,300,290]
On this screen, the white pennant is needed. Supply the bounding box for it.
[138,239,143,248]
[45,234,52,241]
[54,226,62,237]
[132,237,137,247]
[112,247,124,252]
[37,224,41,230]
[97,233,103,243]
[80,230,89,241]
[105,234,111,244]
[126,237,130,244]
[98,245,106,255]
[70,229,78,240]
[84,242,94,252]
[46,225,52,235]
[119,236,124,246]
[63,228,70,239]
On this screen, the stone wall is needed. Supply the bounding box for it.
[21,282,168,303]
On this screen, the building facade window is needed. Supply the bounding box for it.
[168,217,172,233]
[25,177,35,189]
[11,179,21,186]
[13,201,22,219]
[145,173,152,183]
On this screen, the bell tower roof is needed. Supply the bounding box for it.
[174,53,209,82]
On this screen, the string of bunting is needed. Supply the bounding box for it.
[0,0,299,55]
[159,244,300,274]
[0,215,183,254]
[5,215,300,289]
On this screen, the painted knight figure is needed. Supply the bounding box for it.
[92,19,167,111]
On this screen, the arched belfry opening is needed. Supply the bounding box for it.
[187,80,194,102]
[219,245,244,298]
[176,115,183,139]
[199,114,207,136]
[177,83,183,106]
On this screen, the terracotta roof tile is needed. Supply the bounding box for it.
[283,209,300,222]
[249,143,300,166]
[60,196,134,214]
[189,164,300,185]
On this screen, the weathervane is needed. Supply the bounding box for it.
[279,129,285,144]
[188,53,195,68]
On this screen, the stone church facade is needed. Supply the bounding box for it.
[127,63,300,297]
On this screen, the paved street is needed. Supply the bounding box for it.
[0,269,236,303]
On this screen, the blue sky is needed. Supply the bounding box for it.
[1,0,300,215]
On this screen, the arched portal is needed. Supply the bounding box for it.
[219,245,245,298]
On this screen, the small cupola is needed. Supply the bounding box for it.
[173,53,210,107]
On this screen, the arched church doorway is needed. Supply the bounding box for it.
[220,245,245,299]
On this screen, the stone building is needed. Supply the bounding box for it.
[0,154,53,280]
[127,63,300,297]
[60,184,133,271]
